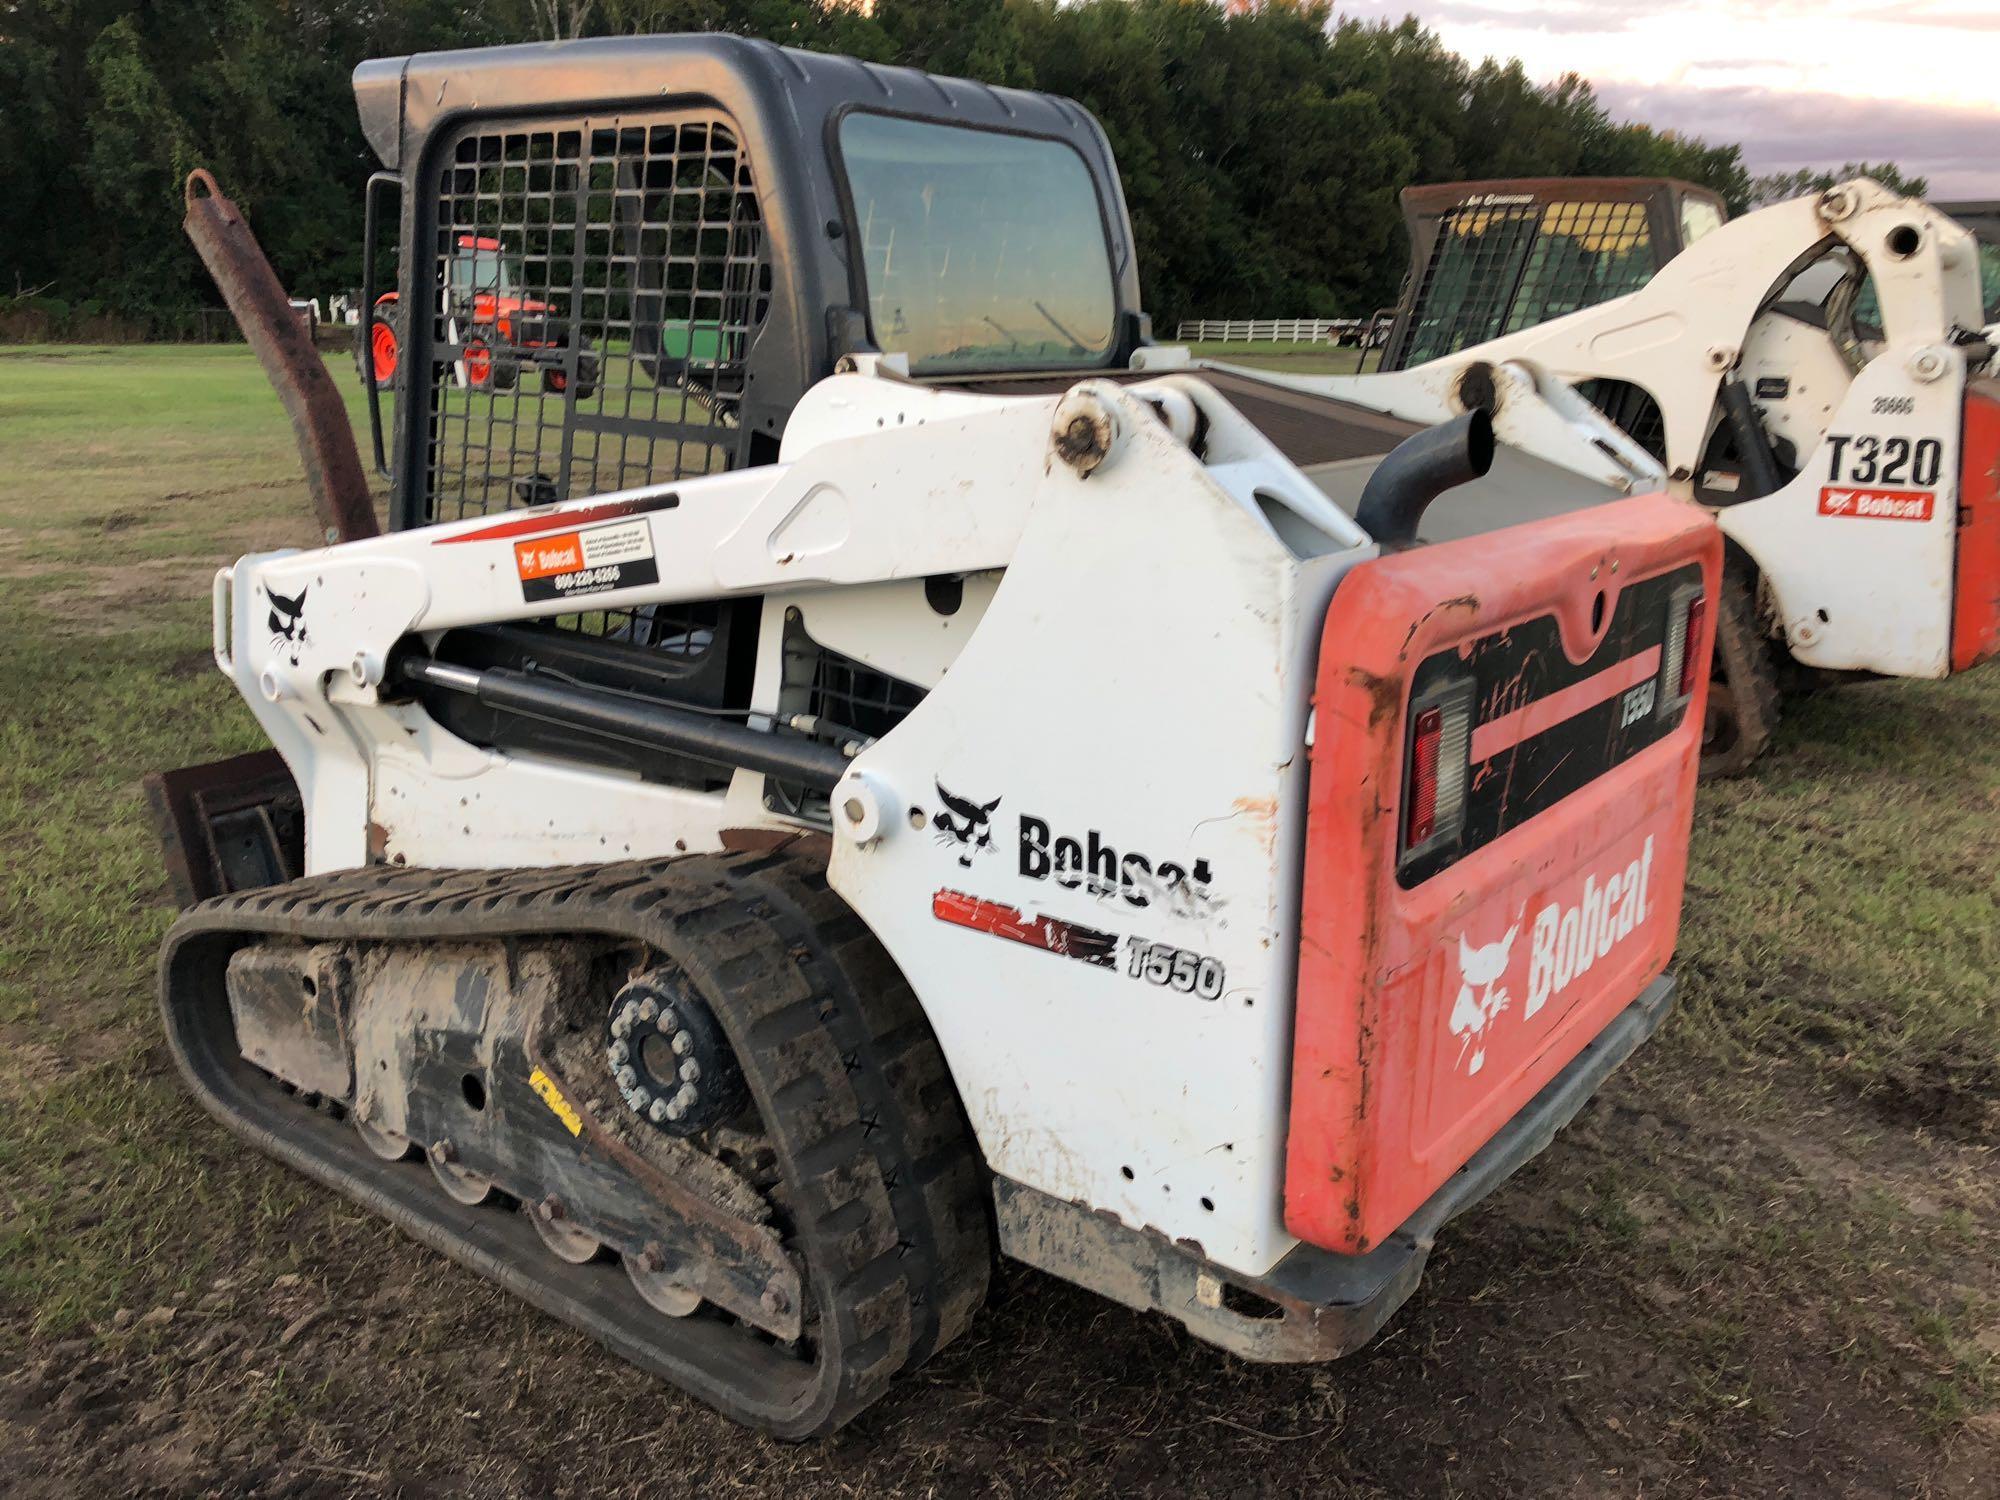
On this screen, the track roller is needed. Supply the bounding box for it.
[628,1251,704,1317]
[355,1115,414,1161]
[158,851,994,1437]
[427,1142,496,1205]
[528,1199,603,1263]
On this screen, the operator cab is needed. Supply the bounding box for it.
[353,35,1146,532]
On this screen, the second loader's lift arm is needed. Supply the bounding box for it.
[1291,178,1987,495]
[1235,180,1999,708]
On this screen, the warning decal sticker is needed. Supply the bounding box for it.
[528,1066,585,1136]
[514,518,660,602]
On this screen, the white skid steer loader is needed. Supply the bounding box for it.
[154,38,1723,1438]
[1232,178,2000,772]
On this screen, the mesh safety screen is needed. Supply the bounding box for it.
[1401,200,1656,366]
[419,112,772,524]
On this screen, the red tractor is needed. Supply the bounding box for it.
[362,234,597,399]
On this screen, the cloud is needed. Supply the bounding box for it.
[1339,0,2000,35]
[1337,0,1661,35]
[1327,1,2000,196]
[1845,5,2000,31]
[1593,82,2000,198]
[1333,1,2000,114]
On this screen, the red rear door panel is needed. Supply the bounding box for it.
[1952,382,2000,673]
[1288,493,1720,1255]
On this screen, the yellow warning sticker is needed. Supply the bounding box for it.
[528,1067,584,1137]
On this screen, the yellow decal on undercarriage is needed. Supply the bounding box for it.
[528,1066,584,1137]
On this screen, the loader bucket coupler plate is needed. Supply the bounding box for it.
[144,749,304,908]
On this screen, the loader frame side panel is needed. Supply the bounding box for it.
[1286,493,1719,1256]
[1953,381,2000,672]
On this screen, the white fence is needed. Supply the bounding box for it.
[1176,317,1360,344]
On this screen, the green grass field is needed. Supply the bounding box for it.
[1184,338,1370,375]
[0,345,1993,1496]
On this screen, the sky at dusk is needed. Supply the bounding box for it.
[1341,0,2000,199]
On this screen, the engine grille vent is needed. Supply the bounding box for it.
[1579,378,1668,463]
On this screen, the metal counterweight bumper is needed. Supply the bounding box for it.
[994,973,1675,1362]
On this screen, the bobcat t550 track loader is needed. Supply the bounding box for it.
[156,38,1720,1437]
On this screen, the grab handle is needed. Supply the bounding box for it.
[212,566,235,672]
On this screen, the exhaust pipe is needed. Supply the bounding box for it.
[1355,409,1496,547]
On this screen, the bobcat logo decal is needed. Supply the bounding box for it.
[933,781,1001,868]
[1442,839,1658,1080]
[267,585,309,667]
[1448,924,1518,1077]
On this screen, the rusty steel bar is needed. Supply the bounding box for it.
[183,169,379,545]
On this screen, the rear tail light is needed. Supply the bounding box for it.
[1407,709,1442,845]
[1677,594,1706,698]
[1657,582,1707,716]
[1402,681,1474,865]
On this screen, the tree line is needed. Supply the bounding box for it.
[1,0,1760,332]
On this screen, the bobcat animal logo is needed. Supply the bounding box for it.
[267,586,309,667]
[933,781,1001,868]
[1449,923,1518,1077]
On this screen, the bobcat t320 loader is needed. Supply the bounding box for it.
[157,37,1720,1436]
[1257,176,2000,773]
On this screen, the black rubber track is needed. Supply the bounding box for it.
[157,851,993,1438]
[1700,549,1783,778]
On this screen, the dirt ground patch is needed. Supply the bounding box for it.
[1,347,1995,1497]
[0,1058,1990,1499]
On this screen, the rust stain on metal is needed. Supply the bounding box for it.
[1053,409,1113,476]
[182,169,378,546]
[718,826,832,861]
[1230,794,1279,857]
[1453,360,1499,415]
[1396,595,1479,661]
[1346,667,1402,731]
